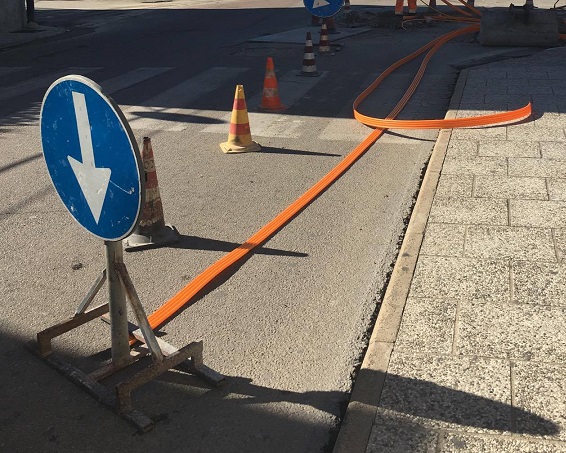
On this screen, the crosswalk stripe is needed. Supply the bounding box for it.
[201,70,328,138]
[122,66,249,131]
[319,117,371,141]
[99,67,172,95]
[0,67,166,128]
[0,67,100,103]
[248,70,328,109]
[0,67,29,78]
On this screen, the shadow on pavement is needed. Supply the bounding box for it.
[0,327,559,453]
[168,233,308,257]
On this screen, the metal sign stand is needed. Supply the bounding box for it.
[34,240,224,433]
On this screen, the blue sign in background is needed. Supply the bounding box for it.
[41,76,143,241]
[303,0,343,18]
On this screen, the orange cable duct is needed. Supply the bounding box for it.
[143,24,531,333]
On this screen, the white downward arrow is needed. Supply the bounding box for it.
[313,0,330,7]
[68,91,111,224]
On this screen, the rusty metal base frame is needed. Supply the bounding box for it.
[33,270,224,433]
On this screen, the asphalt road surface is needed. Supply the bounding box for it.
[0,1,540,451]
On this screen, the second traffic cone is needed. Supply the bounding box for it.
[318,22,331,53]
[220,85,261,154]
[124,137,180,251]
[325,17,339,34]
[259,57,286,112]
[298,32,320,77]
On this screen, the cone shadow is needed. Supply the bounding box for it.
[166,234,308,257]
[128,110,225,124]
[260,146,342,157]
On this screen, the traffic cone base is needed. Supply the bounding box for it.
[220,140,261,154]
[297,71,321,77]
[258,100,286,112]
[124,224,180,251]
[220,85,261,154]
[125,137,180,251]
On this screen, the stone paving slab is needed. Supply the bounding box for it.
[428,198,508,225]
[394,298,456,355]
[508,158,566,178]
[377,354,513,433]
[512,261,566,306]
[439,433,566,453]
[442,155,508,176]
[457,302,566,361]
[464,225,555,260]
[420,224,466,257]
[513,362,566,441]
[510,200,566,227]
[410,256,510,301]
[474,175,547,200]
[478,140,540,158]
[548,179,566,201]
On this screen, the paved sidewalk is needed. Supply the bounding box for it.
[335,46,566,452]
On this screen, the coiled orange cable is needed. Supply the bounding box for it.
[143,24,531,333]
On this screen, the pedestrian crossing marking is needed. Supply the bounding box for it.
[0,66,334,140]
[0,67,100,103]
[201,70,327,138]
[122,66,249,131]
[100,67,172,95]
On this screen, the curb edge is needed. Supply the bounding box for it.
[332,67,470,453]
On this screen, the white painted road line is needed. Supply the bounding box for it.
[100,67,173,95]
[0,67,100,103]
[122,66,249,131]
[201,70,328,138]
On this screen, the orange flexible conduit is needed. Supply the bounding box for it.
[143,24,532,333]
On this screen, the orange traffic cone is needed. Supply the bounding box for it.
[318,22,331,53]
[220,85,261,154]
[124,137,180,251]
[259,57,286,112]
[298,32,320,77]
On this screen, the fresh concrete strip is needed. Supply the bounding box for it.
[332,69,470,453]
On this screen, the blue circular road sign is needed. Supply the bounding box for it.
[40,75,144,241]
[304,0,343,17]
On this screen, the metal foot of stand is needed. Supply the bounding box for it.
[32,240,224,433]
[100,315,225,388]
